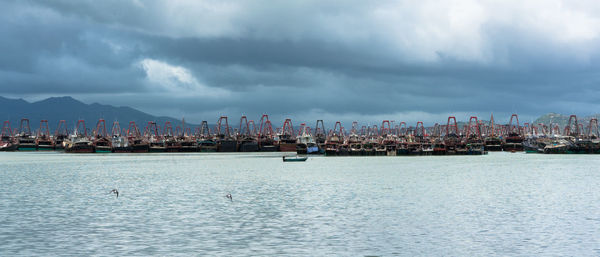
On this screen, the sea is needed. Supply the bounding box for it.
[1,152,600,256]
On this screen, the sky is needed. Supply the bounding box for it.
[1,0,600,126]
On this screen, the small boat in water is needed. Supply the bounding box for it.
[283,156,308,162]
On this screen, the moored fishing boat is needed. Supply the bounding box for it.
[36,120,55,150]
[112,135,131,153]
[542,137,569,154]
[163,122,181,152]
[523,137,542,153]
[215,116,237,152]
[258,115,278,152]
[54,120,68,151]
[465,117,486,155]
[502,114,524,152]
[278,118,297,152]
[126,121,148,153]
[484,115,503,151]
[92,119,112,153]
[179,138,197,152]
[111,121,130,153]
[347,132,363,156]
[197,121,217,152]
[237,116,259,152]
[177,119,197,152]
[295,123,313,154]
[146,122,165,152]
[421,142,434,155]
[0,121,17,151]
[432,139,446,155]
[65,120,94,153]
[17,118,36,151]
[324,122,343,156]
[198,139,217,152]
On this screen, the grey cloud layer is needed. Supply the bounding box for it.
[2,0,600,124]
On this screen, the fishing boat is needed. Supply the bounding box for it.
[110,121,130,153]
[54,120,68,151]
[421,142,434,155]
[383,137,398,156]
[314,120,327,154]
[396,142,409,156]
[257,115,278,152]
[148,140,166,152]
[484,115,503,151]
[179,138,197,152]
[92,120,112,153]
[129,138,149,153]
[324,122,344,156]
[164,138,182,152]
[0,121,16,151]
[543,137,569,154]
[146,122,165,152]
[126,121,148,153]
[198,139,217,152]
[217,137,237,152]
[112,134,131,153]
[432,139,446,155]
[324,135,342,156]
[238,139,258,152]
[278,119,297,152]
[346,132,363,156]
[296,123,315,154]
[36,120,55,150]
[65,120,94,153]
[523,137,543,153]
[237,116,259,152]
[0,141,17,151]
[465,118,486,155]
[177,118,197,152]
[282,156,308,162]
[93,138,112,153]
[65,138,94,153]
[36,139,55,151]
[502,114,524,152]
[163,122,182,152]
[17,118,36,151]
[215,116,237,152]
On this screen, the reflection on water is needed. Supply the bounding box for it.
[1,152,600,256]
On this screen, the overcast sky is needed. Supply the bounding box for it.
[1,0,600,126]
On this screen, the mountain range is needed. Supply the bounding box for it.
[0,96,192,132]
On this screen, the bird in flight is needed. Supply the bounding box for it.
[110,189,119,198]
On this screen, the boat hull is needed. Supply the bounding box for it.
[18,144,37,151]
[65,146,95,153]
[0,144,18,151]
[113,147,132,153]
[218,140,237,152]
[239,142,259,152]
[130,145,149,153]
[279,143,297,152]
[95,146,112,153]
[259,145,278,152]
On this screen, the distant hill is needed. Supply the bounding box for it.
[534,113,600,128]
[0,96,195,133]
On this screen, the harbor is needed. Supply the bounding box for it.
[2,150,600,255]
[1,113,598,155]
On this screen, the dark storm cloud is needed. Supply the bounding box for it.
[2,0,600,125]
